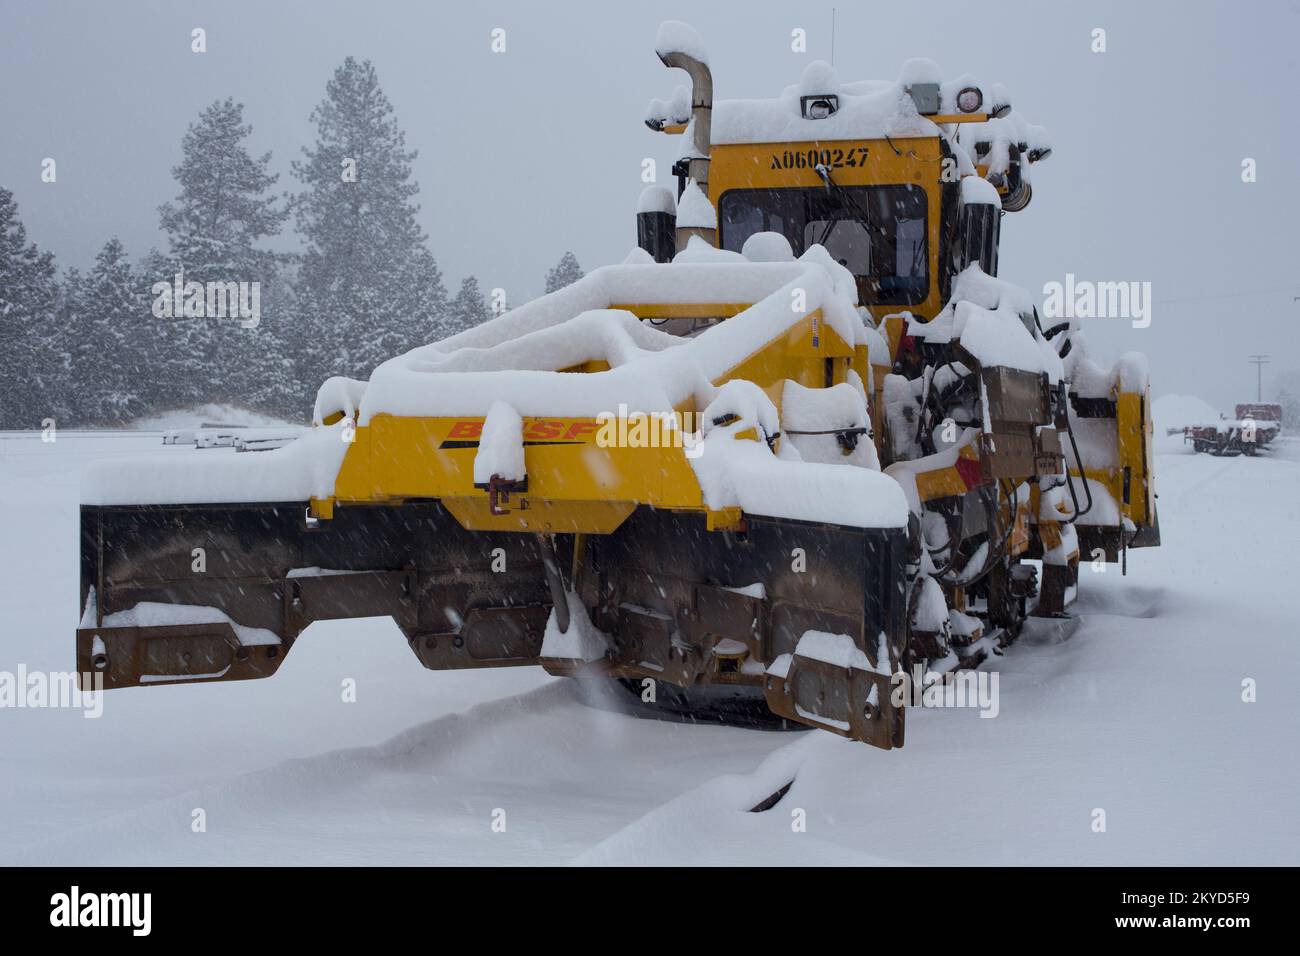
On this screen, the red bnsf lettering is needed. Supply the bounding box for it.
[525,420,563,440]
[447,421,482,439]
[563,421,599,440]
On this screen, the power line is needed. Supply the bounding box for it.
[1152,285,1300,307]
[1249,355,1270,403]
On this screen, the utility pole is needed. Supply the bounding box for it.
[1248,354,1269,403]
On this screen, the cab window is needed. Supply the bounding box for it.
[719,184,929,306]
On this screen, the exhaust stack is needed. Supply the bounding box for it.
[655,21,714,248]
[636,185,677,263]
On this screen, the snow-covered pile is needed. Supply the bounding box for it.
[81,595,280,649]
[654,19,709,65]
[689,380,906,529]
[540,592,611,663]
[701,56,1049,188]
[780,379,879,468]
[911,265,1063,380]
[131,404,300,431]
[636,185,676,215]
[711,61,934,147]
[961,175,1002,207]
[644,84,692,130]
[676,180,716,230]
[81,241,909,531]
[953,108,1052,179]
[408,309,682,377]
[81,421,352,506]
[1063,336,1149,399]
[671,234,745,263]
[361,249,867,423]
[740,232,794,263]
[1152,394,1223,433]
[473,401,526,485]
[312,377,368,426]
[768,630,894,683]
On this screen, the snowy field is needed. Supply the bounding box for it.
[1,430,1296,866]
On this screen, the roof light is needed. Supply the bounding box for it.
[800,94,839,119]
[956,87,983,113]
[907,83,941,115]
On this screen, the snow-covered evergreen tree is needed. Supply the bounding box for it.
[241,260,305,420]
[447,276,491,335]
[292,57,449,383]
[544,251,584,294]
[0,187,60,428]
[45,268,82,424]
[159,99,288,261]
[70,238,150,424]
[152,98,290,411]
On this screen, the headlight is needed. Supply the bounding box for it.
[956,87,983,113]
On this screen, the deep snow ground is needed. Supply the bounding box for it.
[0,430,1296,865]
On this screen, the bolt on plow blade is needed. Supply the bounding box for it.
[763,647,904,749]
[77,501,556,688]
[78,501,909,749]
[573,508,909,749]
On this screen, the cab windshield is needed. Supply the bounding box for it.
[718,184,929,305]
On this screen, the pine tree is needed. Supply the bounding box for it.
[46,268,82,424]
[544,251,584,294]
[241,263,304,421]
[0,187,60,429]
[71,239,150,424]
[292,57,448,384]
[138,246,191,411]
[159,98,288,262]
[153,98,290,411]
[447,276,491,335]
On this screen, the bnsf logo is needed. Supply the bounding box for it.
[445,419,600,443]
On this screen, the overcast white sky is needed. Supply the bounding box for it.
[2,0,1297,407]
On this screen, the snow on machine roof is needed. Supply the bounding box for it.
[647,56,1051,182]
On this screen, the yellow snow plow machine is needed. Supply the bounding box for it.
[76,22,1158,750]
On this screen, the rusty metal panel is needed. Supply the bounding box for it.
[764,655,903,749]
[982,365,1051,427]
[75,623,284,689]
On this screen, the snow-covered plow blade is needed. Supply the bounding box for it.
[77,500,557,689]
[78,500,909,749]
[575,509,908,748]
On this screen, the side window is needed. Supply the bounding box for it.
[720,196,764,253]
[895,217,926,278]
[867,186,929,302]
